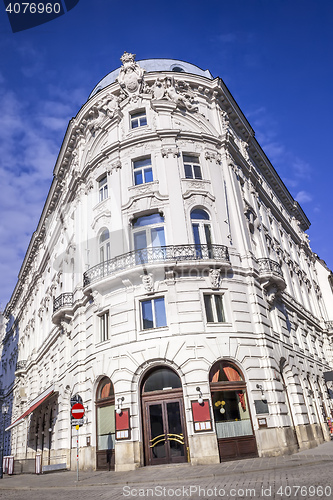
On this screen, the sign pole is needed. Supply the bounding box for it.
[76,424,79,482]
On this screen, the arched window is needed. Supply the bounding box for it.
[99,229,110,263]
[190,208,212,257]
[96,377,115,470]
[142,367,182,393]
[209,360,255,460]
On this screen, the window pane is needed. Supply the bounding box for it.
[214,295,225,322]
[193,165,202,179]
[184,164,193,179]
[190,209,210,220]
[134,170,143,185]
[99,176,107,187]
[204,295,214,322]
[134,231,147,250]
[100,229,110,243]
[204,224,212,246]
[183,155,198,163]
[154,297,167,328]
[134,158,151,169]
[192,224,201,246]
[142,300,154,329]
[133,213,164,227]
[151,227,165,247]
[131,119,138,128]
[100,247,104,263]
[144,368,181,392]
[140,116,147,126]
[144,167,153,183]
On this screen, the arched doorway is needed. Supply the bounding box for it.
[95,377,115,470]
[141,367,188,466]
[210,360,258,461]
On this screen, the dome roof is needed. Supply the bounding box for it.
[89,58,213,99]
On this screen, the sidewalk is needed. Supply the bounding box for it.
[0,439,332,491]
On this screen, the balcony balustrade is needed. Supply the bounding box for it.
[83,244,229,286]
[53,293,74,313]
[257,258,283,277]
[257,257,286,292]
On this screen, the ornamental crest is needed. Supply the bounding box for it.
[117,52,145,95]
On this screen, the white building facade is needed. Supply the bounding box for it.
[1,53,333,471]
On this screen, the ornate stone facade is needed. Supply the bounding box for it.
[1,53,333,471]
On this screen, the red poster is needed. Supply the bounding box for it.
[115,409,129,430]
[192,401,210,422]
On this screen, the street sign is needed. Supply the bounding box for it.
[71,418,83,426]
[71,403,85,419]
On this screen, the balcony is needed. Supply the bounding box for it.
[53,293,74,313]
[52,293,74,325]
[15,360,27,374]
[326,321,333,335]
[257,258,286,292]
[83,244,230,286]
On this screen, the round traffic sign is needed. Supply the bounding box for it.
[71,403,85,419]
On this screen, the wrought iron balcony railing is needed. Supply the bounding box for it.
[83,244,230,286]
[16,360,27,372]
[257,258,283,278]
[53,293,74,313]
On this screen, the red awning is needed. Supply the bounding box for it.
[6,389,55,431]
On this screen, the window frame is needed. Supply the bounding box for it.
[133,156,153,186]
[99,228,110,263]
[203,293,226,324]
[98,175,108,203]
[132,213,166,252]
[183,154,202,180]
[130,109,147,129]
[140,296,167,330]
[99,311,109,342]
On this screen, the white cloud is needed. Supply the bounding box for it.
[295,191,313,203]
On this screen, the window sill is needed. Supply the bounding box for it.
[128,180,159,192]
[93,197,110,211]
[140,326,168,333]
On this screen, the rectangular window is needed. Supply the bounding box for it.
[183,155,202,180]
[141,297,167,330]
[204,294,225,323]
[99,312,109,342]
[130,111,147,129]
[133,157,153,185]
[99,176,108,202]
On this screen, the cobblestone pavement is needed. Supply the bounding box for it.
[0,441,332,500]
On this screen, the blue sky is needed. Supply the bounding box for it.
[0,0,332,309]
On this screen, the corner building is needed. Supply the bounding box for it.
[3,53,333,471]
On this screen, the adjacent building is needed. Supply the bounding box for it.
[1,53,333,471]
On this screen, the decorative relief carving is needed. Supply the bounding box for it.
[205,151,222,163]
[152,76,198,111]
[141,273,154,293]
[117,51,145,96]
[161,147,179,158]
[209,268,221,289]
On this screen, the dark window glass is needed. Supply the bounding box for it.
[133,213,164,228]
[190,209,210,220]
[142,300,153,329]
[144,368,182,392]
[154,297,167,327]
[204,295,214,322]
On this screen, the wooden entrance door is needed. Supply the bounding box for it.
[143,396,187,466]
